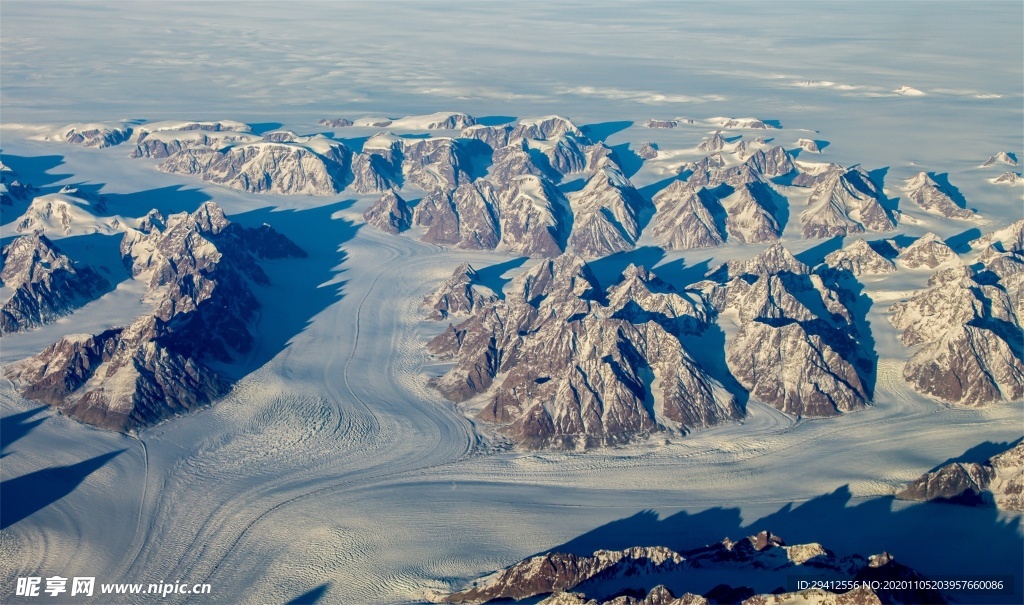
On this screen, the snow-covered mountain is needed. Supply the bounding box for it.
[822,238,897,276]
[981,151,1018,167]
[6,188,120,237]
[158,136,351,195]
[0,234,110,334]
[5,202,306,431]
[888,245,1023,405]
[898,441,1023,511]
[426,255,738,449]
[708,244,871,417]
[130,120,259,158]
[896,232,957,269]
[650,180,725,250]
[423,263,497,321]
[362,190,412,234]
[902,172,976,220]
[0,161,37,208]
[800,166,897,239]
[36,122,135,147]
[568,157,645,257]
[446,531,942,605]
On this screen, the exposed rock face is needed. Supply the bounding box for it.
[489,138,549,184]
[510,115,584,142]
[318,117,353,127]
[423,263,497,320]
[11,190,118,237]
[426,256,739,449]
[535,133,590,176]
[0,162,36,207]
[697,132,726,153]
[650,180,726,250]
[447,531,938,605]
[716,117,776,130]
[130,122,258,158]
[713,243,811,281]
[801,167,896,238]
[981,151,1018,167]
[722,182,782,244]
[494,175,569,257]
[398,112,477,130]
[415,182,501,250]
[400,137,473,190]
[970,219,1024,254]
[362,190,412,234]
[993,171,1021,185]
[897,442,1024,512]
[823,239,897,276]
[5,202,306,432]
[742,146,794,179]
[460,124,513,149]
[711,245,870,417]
[48,123,133,147]
[636,142,658,160]
[0,234,110,334]
[644,119,678,129]
[889,258,1023,405]
[897,233,957,269]
[159,137,351,195]
[902,172,975,220]
[568,158,644,257]
[796,138,821,153]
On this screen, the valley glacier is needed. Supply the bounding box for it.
[1,2,1022,604]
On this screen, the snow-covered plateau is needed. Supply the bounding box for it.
[1,3,1022,605]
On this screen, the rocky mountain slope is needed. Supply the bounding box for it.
[800,166,897,239]
[902,172,976,220]
[4,202,305,432]
[897,441,1023,511]
[888,241,1023,405]
[707,244,872,417]
[0,234,110,334]
[445,531,943,605]
[425,255,739,449]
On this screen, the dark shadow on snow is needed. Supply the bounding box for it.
[945,227,983,254]
[101,185,213,219]
[794,235,845,267]
[582,121,633,144]
[930,437,1023,472]
[472,257,529,300]
[1,449,125,530]
[0,153,72,190]
[49,232,132,284]
[586,247,666,291]
[477,115,516,127]
[211,200,361,381]
[931,173,974,212]
[247,122,284,135]
[284,583,330,605]
[0,406,48,459]
[541,484,1023,604]
[653,257,714,289]
[609,143,643,179]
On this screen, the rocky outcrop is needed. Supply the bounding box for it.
[801,167,896,239]
[159,137,351,195]
[897,233,957,269]
[823,239,897,276]
[650,180,725,250]
[993,171,1021,185]
[489,138,549,184]
[981,152,1018,167]
[721,182,782,244]
[460,124,513,149]
[447,531,940,605]
[710,245,870,417]
[400,137,473,190]
[889,260,1023,405]
[697,132,726,153]
[0,235,110,334]
[970,219,1024,254]
[510,116,584,142]
[5,202,305,432]
[130,121,258,158]
[363,190,412,234]
[494,175,569,257]
[0,162,36,208]
[568,158,644,257]
[415,182,501,250]
[10,190,118,237]
[318,118,353,128]
[424,263,497,321]
[742,146,794,179]
[796,138,821,153]
[644,119,679,129]
[426,256,738,449]
[44,123,133,147]
[636,142,658,160]
[897,441,1023,511]
[902,173,975,220]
